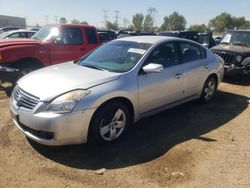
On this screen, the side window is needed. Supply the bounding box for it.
[8,33,20,38]
[146,42,178,68]
[60,28,83,45]
[86,28,98,44]
[180,42,205,63]
[27,32,35,38]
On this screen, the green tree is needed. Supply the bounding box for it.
[143,14,154,32]
[232,17,250,29]
[143,8,157,32]
[81,21,88,25]
[106,21,118,30]
[59,17,67,24]
[160,12,186,31]
[208,12,234,32]
[132,13,144,31]
[71,19,80,24]
[189,24,208,32]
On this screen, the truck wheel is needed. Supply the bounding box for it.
[89,101,131,145]
[11,61,43,83]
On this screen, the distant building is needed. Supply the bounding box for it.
[0,15,26,27]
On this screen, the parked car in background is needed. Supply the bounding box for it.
[10,36,224,146]
[0,29,36,39]
[0,26,24,34]
[97,29,117,43]
[159,31,215,48]
[0,24,101,83]
[211,30,250,75]
[117,31,157,38]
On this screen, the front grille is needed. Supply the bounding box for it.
[212,50,236,65]
[12,86,40,110]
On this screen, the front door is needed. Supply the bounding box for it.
[50,27,86,64]
[138,42,184,114]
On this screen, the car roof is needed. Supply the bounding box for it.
[116,35,191,45]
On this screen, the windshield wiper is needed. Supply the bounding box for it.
[82,64,107,71]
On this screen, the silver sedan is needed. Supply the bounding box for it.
[9,36,224,145]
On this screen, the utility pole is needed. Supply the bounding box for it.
[102,9,109,27]
[114,10,120,25]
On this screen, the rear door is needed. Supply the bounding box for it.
[49,27,85,64]
[178,41,209,97]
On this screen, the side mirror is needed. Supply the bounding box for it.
[142,63,164,73]
[54,37,65,44]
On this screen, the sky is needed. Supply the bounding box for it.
[1,0,250,28]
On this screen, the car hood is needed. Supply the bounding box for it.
[18,62,121,101]
[0,38,40,48]
[211,44,250,56]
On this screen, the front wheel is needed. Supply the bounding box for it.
[200,77,217,103]
[89,102,131,145]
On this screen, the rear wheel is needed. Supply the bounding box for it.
[89,101,131,145]
[200,76,217,102]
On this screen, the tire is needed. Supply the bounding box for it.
[11,60,43,84]
[200,76,217,103]
[89,101,131,145]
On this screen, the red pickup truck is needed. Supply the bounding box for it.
[0,24,101,83]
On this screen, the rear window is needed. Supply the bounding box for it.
[86,28,98,44]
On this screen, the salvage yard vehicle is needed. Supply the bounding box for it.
[10,36,224,146]
[211,30,250,75]
[0,29,36,39]
[159,31,215,48]
[0,24,101,83]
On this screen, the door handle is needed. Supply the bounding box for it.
[204,64,209,69]
[80,48,85,51]
[175,73,182,79]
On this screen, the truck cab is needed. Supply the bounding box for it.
[0,24,100,83]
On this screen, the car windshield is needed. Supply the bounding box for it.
[78,40,152,73]
[220,31,250,46]
[31,25,59,41]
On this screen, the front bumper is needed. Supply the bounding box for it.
[9,97,97,146]
[0,64,19,83]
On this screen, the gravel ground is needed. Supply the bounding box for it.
[0,76,249,188]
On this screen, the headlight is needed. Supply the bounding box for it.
[235,55,243,63]
[47,90,90,113]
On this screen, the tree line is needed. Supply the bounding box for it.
[58,8,250,33]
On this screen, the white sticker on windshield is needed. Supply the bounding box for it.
[222,34,231,43]
[128,48,146,55]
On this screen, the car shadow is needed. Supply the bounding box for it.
[29,90,249,170]
[223,74,250,86]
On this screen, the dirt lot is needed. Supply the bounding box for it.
[0,76,250,188]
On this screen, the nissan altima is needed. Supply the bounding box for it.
[10,36,224,145]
